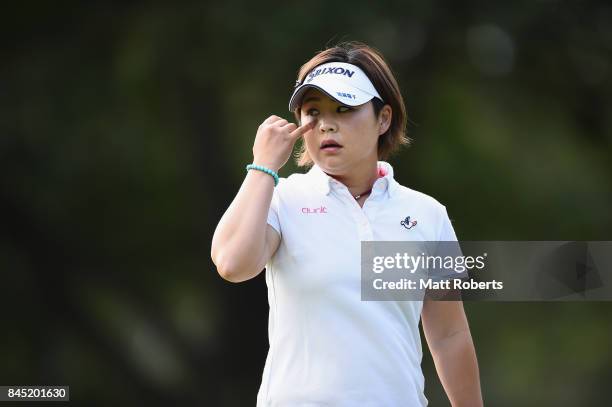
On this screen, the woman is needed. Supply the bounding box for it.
[211,42,483,406]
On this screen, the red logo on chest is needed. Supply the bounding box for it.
[301,206,328,214]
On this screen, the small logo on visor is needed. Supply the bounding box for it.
[336,92,356,100]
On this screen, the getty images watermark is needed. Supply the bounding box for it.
[361,241,612,301]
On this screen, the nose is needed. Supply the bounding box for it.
[318,117,337,133]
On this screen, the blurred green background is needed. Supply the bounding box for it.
[1,1,611,406]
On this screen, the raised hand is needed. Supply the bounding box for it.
[252,115,315,172]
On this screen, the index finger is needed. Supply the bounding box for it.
[289,119,316,139]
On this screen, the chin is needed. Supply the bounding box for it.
[314,156,348,174]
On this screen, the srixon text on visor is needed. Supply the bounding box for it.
[306,67,355,83]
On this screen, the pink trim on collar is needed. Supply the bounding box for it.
[377,164,388,178]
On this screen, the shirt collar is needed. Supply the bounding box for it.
[306,161,398,198]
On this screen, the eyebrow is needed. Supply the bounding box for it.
[302,96,321,105]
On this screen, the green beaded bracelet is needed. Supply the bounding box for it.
[246,164,279,186]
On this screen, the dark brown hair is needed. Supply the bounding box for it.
[292,41,409,167]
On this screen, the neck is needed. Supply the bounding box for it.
[326,160,380,198]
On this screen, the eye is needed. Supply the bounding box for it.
[337,105,353,113]
[305,108,320,116]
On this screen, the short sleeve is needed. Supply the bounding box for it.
[267,187,281,236]
[438,205,458,241]
[430,206,466,282]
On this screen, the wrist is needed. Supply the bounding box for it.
[252,159,281,173]
[246,163,279,186]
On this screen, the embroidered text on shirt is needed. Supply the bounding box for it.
[302,206,328,214]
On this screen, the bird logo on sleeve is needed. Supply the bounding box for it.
[401,216,417,230]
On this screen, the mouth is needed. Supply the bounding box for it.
[320,139,343,152]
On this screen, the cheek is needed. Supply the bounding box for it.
[304,132,318,152]
[301,117,318,148]
[351,127,379,155]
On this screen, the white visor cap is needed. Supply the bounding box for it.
[288,62,383,112]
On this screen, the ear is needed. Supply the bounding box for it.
[378,104,392,136]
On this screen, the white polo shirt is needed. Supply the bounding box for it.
[257,161,458,407]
